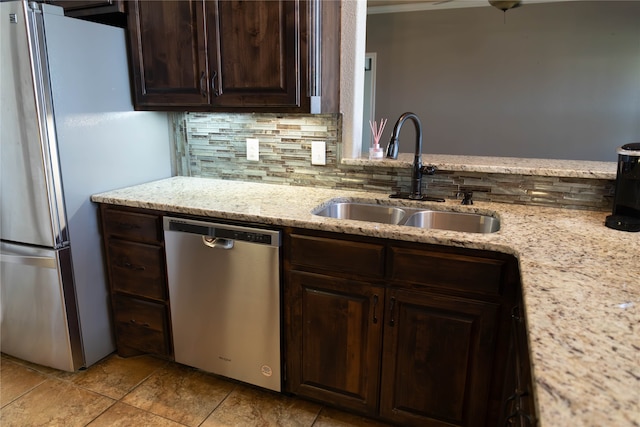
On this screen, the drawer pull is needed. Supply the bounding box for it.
[115,222,140,230]
[123,262,146,271]
[130,319,150,328]
[116,258,146,271]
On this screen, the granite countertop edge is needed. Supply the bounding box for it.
[343,153,618,180]
[91,176,639,427]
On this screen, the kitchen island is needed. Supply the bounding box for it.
[92,176,639,427]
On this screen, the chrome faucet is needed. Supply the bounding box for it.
[386,112,441,201]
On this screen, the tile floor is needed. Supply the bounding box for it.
[0,352,394,427]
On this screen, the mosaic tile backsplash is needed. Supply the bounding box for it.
[175,113,615,211]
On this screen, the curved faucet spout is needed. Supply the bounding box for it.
[387,112,433,199]
[385,112,422,160]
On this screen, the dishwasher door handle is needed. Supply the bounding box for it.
[202,236,234,250]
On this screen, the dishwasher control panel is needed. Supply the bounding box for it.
[163,217,281,247]
[215,228,273,244]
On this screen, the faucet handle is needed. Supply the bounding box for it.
[457,190,474,205]
[420,165,437,175]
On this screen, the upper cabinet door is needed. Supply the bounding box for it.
[126,0,339,112]
[206,0,304,110]
[128,0,210,108]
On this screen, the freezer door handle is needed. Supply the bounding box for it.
[0,253,56,269]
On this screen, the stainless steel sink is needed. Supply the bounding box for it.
[312,201,500,233]
[403,210,500,233]
[313,202,406,225]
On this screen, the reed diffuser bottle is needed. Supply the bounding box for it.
[369,118,387,160]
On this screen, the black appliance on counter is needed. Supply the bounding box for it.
[605,143,640,232]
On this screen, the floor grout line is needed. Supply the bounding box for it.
[1,353,395,427]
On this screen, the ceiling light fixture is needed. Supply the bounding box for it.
[489,1,521,22]
[489,1,522,12]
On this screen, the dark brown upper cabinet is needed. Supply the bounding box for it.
[127,1,210,107]
[127,0,340,113]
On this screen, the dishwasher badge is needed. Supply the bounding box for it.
[261,365,273,377]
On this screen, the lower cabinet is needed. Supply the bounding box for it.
[112,294,171,356]
[379,288,499,426]
[99,204,173,359]
[95,204,532,426]
[284,228,520,427]
[501,294,538,426]
[286,271,384,414]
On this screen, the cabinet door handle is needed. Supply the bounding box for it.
[199,71,207,97]
[211,70,219,96]
[511,305,521,322]
[505,410,534,426]
[511,305,524,390]
[372,294,379,324]
[389,297,396,327]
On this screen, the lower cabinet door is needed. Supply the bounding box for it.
[112,294,171,357]
[107,239,167,300]
[286,271,384,415]
[379,288,500,427]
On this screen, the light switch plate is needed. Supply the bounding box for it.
[311,140,326,165]
[246,138,259,161]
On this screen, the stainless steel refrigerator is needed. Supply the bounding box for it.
[0,1,172,371]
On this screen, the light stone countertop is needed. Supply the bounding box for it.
[343,153,618,179]
[92,176,639,427]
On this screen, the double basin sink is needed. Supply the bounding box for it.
[313,200,500,234]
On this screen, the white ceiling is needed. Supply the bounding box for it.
[366,0,580,14]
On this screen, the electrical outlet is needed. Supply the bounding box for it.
[246,138,259,161]
[311,141,326,165]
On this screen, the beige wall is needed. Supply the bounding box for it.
[366,1,640,161]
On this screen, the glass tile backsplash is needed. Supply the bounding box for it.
[177,113,614,211]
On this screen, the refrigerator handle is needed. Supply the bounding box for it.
[0,253,57,269]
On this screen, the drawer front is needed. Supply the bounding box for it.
[108,239,167,300]
[289,234,385,278]
[103,208,162,244]
[389,246,506,296]
[112,295,170,356]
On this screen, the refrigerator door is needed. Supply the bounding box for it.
[0,1,171,370]
[42,6,171,366]
[0,242,83,371]
[0,1,67,249]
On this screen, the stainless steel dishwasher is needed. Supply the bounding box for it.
[163,217,282,392]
